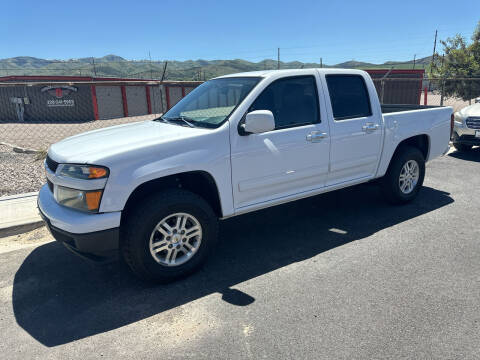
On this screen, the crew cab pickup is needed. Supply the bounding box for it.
[38,69,453,282]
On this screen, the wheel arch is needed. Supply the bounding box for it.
[389,134,430,166]
[120,170,223,227]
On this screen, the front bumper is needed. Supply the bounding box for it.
[37,184,121,261]
[452,131,480,146]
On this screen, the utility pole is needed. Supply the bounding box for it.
[440,54,446,106]
[413,54,416,69]
[92,57,97,77]
[277,48,280,70]
[320,57,323,68]
[430,30,437,77]
[149,51,153,79]
[160,61,168,82]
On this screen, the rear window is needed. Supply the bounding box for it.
[326,75,372,120]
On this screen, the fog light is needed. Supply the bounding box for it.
[55,186,103,212]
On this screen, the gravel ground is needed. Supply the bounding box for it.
[420,92,475,111]
[0,145,44,197]
[0,114,160,197]
[0,114,159,149]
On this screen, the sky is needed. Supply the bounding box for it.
[2,0,479,65]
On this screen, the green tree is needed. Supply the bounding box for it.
[434,21,480,102]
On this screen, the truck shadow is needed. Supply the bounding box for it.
[12,184,453,347]
[448,147,480,162]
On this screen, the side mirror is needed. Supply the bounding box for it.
[243,110,275,134]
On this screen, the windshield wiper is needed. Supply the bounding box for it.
[154,116,173,125]
[163,116,196,128]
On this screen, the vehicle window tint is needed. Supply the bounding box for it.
[326,75,372,120]
[249,76,319,129]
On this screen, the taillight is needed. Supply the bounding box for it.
[450,114,454,139]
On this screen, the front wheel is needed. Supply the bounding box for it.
[121,189,218,282]
[381,146,425,204]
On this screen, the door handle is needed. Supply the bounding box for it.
[362,122,380,133]
[306,131,328,142]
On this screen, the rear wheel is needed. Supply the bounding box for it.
[453,143,472,152]
[121,189,218,282]
[381,146,425,204]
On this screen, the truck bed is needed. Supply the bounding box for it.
[381,104,443,114]
[380,104,452,164]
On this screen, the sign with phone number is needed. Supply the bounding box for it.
[47,99,75,107]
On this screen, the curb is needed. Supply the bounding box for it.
[0,192,44,238]
[0,191,39,201]
[0,222,45,238]
[0,142,42,154]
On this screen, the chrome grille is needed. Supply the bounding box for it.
[466,116,480,129]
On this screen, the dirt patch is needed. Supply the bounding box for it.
[0,225,52,254]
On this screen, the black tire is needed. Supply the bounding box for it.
[121,189,218,283]
[453,143,472,152]
[381,146,425,205]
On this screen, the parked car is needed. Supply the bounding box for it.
[452,102,480,151]
[38,69,453,282]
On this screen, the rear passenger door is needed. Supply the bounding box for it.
[323,74,383,186]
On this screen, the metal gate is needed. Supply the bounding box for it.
[96,86,124,119]
[126,86,148,116]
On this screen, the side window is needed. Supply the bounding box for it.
[326,75,372,120]
[249,76,319,129]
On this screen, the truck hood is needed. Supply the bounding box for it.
[458,103,480,117]
[48,120,211,164]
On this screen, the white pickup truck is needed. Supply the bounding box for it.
[38,69,453,282]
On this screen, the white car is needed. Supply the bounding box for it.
[38,69,452,282]
[453,103,480,151]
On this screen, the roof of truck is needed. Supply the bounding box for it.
[215,68,367,79]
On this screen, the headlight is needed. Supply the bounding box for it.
[57,164,109,180]
[454,113,464,127]
[55,186,103,212]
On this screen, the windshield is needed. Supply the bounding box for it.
[157,77,261,128]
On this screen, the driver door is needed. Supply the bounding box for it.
[230,75,331,211]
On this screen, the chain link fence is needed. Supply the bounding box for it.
[0,79,201,196]
[1,76,479,197]
[372,77,480,110]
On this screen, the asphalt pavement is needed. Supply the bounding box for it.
[1,149,479,359]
